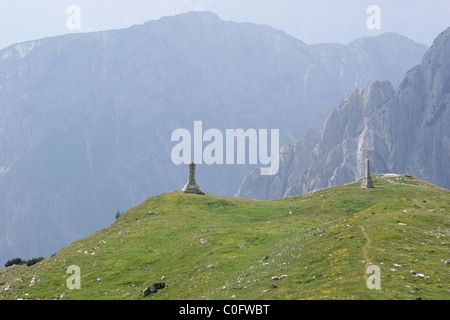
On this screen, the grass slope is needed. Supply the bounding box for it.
[0,174,449,300]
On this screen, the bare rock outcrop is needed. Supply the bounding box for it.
[237,27,450,199]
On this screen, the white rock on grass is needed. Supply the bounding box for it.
[2,285,12,292]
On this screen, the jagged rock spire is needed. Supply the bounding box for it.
[361,156,374,188]
[182,162,204,195]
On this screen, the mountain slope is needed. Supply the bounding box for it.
[0,11,428,265]
[0,175,448,300]
[237,27,450,200]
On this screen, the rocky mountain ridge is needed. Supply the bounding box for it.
[237,27,450,200]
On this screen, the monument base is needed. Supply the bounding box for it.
[361,176,374,188]
[182,183,204,195]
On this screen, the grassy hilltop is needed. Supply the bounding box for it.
[0,174,449,300]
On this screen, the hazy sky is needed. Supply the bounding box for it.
[0,0,449,50]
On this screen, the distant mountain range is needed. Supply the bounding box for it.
[0,11,428,264]
[237,27,450,200]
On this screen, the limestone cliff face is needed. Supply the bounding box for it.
[237,27,450,200]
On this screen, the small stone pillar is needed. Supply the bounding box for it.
[361,156,374,188]
[182,162,204,195]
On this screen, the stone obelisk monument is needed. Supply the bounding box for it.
[182,162,204,195]
[361,156,374,188]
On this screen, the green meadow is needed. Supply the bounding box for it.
[1,174,448,300]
